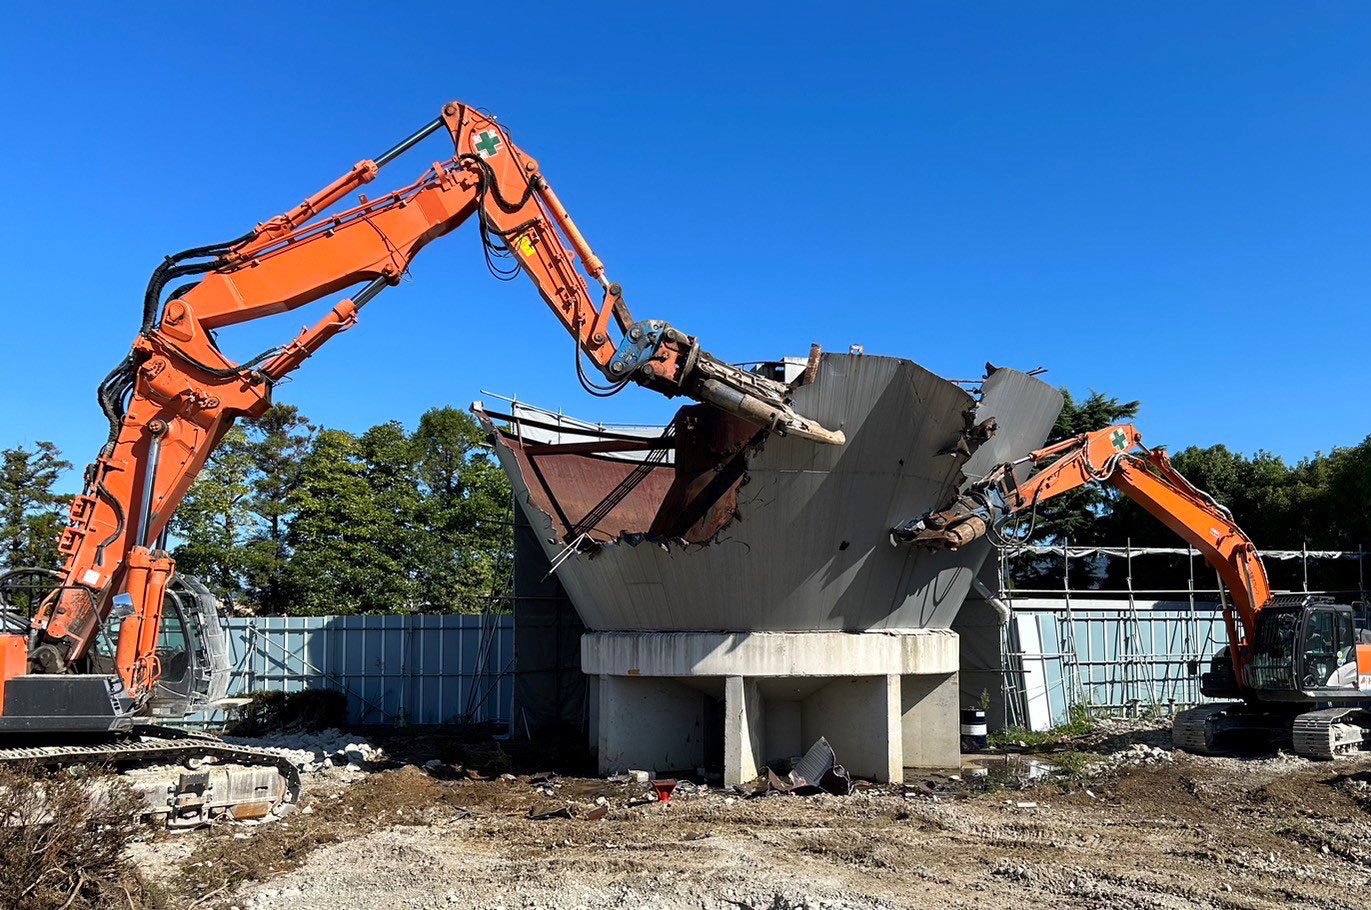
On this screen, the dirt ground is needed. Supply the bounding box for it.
[129,722,1371,910]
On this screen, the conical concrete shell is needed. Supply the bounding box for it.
[485,354,1061,632]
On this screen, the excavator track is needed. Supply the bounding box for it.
[1172,702,1301,755]
[1172,704,1233,754]
[0,725,300,827]
[1290,708,1371,759]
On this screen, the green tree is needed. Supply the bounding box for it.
[1168,447,1298,545]
[284,427,429,615]
[283,429,372,614]
[1009,390,1140,587]
[355,421,425,612]
[241,405,314,613]
[412,407,513,613]
[172,406,516,616]
[1322,436,1371,550]
[0,442,71,570]
[170,427,254,605]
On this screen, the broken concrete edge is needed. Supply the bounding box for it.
[470,356,1038,557]
[470,405,756,557]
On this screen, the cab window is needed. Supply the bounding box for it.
[1336,611,1356,665]
[1305,611,1335,658]
[1303,611,1337,686]
[157,617,187,653]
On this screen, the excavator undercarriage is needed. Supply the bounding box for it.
[1172,703,1371,760]
[1173,597,1371,759]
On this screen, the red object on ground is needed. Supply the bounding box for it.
[651,779,678,803]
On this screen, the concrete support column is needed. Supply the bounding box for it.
[723,676,765,787]
[587,674,603,753]
[901,672,960,768]
[582,630,959,784]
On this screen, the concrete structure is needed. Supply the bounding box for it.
[480,354,1061,783]
[583,630,957,783]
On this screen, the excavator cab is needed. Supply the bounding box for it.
[89,575,231,720]
[1298,603,1359,690]
[1244,596,1364,700]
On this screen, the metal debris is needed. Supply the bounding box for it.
[766,768,794,794]
[740,737,854,798]
[528,803,573,820]
[788,737,852,795]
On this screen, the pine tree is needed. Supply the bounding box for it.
[241,405,314,613]
[284,429,380,614]
[170,427,254,605]
[412,407,512,613]
[0,442,71,570]
[355,421,424,612]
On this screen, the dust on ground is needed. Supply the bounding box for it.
[132,721,1371,910]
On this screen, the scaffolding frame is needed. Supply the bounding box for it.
[994,544,1368,729]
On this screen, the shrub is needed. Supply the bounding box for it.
[226,688,349,736]
[0,764,161,910]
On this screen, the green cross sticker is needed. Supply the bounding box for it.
[1110,429,1128,451]
[474,129,502,159]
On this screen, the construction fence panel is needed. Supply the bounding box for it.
[995,545,1366,731]
[187,614,514,727]
[1006,598,1229,730]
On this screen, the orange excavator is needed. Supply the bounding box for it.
[0,101,842,822]
[896,424,1371,759]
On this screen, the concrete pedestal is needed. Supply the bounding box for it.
[582,630,959,785]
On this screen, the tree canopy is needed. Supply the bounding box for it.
[0,442,71,571]
[170,405,512,615]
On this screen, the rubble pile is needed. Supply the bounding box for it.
[1105,743,1175,768]
[224,729,385,773]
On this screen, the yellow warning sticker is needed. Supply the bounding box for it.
[516,235,535,258]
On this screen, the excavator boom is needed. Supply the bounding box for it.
[21,101,843,707]
[895,425,1270,681]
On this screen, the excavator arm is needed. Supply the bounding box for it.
[893,424,1272,686]
[30,101,843,697]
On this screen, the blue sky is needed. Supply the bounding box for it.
[1,2,1366,490]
